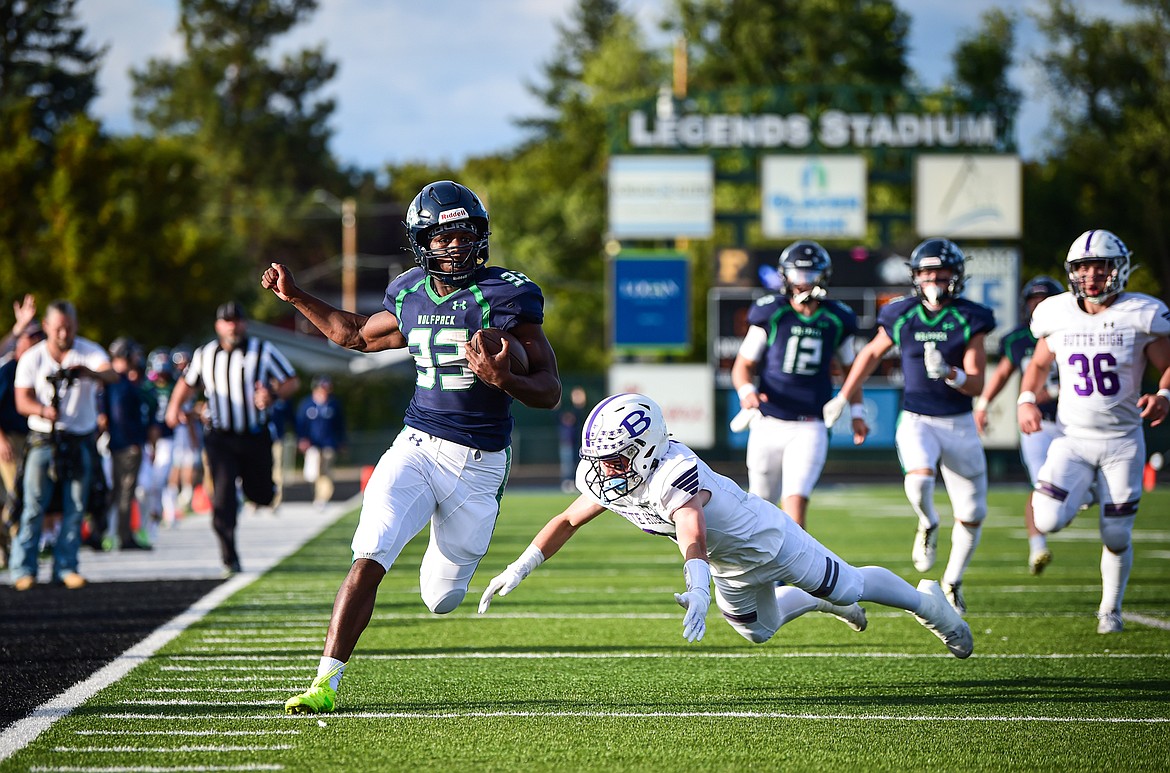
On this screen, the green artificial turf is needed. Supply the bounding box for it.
[8,484,1169,772]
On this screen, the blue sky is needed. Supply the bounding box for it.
[75,0,1102,169]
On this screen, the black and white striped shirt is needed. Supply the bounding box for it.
[185,337,296,434]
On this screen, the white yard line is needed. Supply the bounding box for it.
[74,730,300,736]
[151,650,1170,664]
[51,745,293,753]
[94,710,1170,724]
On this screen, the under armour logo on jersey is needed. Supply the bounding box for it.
[408,434,423,446]
[451,300,467,310]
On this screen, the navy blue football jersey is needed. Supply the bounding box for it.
[999,324,1057,421]
[385,266,544,451]
[878,295,996,416]
[747,296,859,420]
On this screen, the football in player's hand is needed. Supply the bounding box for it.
[471,328,530,375]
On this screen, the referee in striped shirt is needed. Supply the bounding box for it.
[165,302,299,575]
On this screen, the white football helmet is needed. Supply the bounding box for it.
[1064,229,1131,304]
[580,393,669,502]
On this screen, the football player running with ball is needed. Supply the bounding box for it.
[264,181,562,713]
[480,393,973,659]
[825,238,995,616]
[1017,230,1170,634]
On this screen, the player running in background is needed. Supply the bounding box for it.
[264,180,562,714]
[731,241,864,529]
[826,238,995,616]
[974,276,1065,575]
[1018,229,1170,634]
[479,393,972,659]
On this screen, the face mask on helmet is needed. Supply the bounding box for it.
[404,181,491,289]
[579,393,669,502]
[1064,229,1131,304]
[909,238,966,306]
[779,241,831,304]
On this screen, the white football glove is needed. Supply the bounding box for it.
[923,341,948,380]
[728,407,760,433]
[477,545,544,614]
[673,558,712,643]
[822,394,849,426]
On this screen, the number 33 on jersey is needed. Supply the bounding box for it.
[387,265,544,451]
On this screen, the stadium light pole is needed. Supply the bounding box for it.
[313,189,358,312]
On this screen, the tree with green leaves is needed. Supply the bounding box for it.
[668,0,911,91]
[0,0,103,146]
[131,0,343,302]
[1028,0,1169,297]
[468,0,665,372]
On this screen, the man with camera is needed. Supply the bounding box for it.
[9,300,115,591]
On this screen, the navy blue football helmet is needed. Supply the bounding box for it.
[1019,275,1064,323]
[908,238,966,303]
[779,241,832,304]
[404,181,491,289]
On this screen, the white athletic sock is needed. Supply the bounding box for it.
[1028,534,1048,553]
[774,585,821,626]
[904,473,939,530]
[857,566,921,611]
[316,657,347,691]
[942,522,981,587]
[1099,544,1133,615]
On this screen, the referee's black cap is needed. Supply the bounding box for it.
[216,301,246,321]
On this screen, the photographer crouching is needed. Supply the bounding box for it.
[10,301,115,591]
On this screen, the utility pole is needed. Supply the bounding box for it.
[341,197,357,312]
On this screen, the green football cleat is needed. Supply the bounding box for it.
[284,677,337,715]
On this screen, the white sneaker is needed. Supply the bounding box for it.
[815,600,868,632]
[912,524,938,572]
[1096,611,1123,634]
[910,579,973,659]
[941,580,966,616]
[1028,549,1053,576]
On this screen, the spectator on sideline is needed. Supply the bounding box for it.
[0,322,46,568]
[165,302,298,576]
[10,301,116,590]
[557,385,587,494]
[166,346,202,517]
[100,337,151,550]
[296,374,346,509]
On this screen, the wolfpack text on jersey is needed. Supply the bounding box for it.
[879,295,996,416]
[386,266,544,451]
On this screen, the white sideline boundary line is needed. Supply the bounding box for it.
[0,496,359,763]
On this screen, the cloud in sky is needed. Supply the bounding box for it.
[76,0,1112,169]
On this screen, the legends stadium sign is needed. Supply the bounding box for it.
[627,109,999,150]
